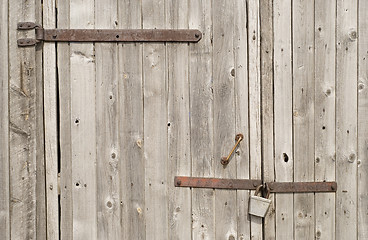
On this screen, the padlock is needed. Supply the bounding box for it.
[248,184,271,218]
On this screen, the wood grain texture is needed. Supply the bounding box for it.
[43,0,58,239]
[314,1,336,239]
[248,1,263,239]
[69,0,97,239]
[273,0,294,238]
[358,0,368,238]
[234,0,251,239]
[336,0,358,239]
[292,0,315,238]
[166,1,192,239]
[142,1,168,239]
[260,0,276,239]
[188,1,215,239]
[35,1,47,237]
[8,0,44,238]
[95,0,120,239]
[118,1,145,239]
[0,0,9,238]
[57,0,73,238]
[213,1,237,239]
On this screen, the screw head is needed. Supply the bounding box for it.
[221,157,229,165]
[235,133,244,141]
[176,180,181,186]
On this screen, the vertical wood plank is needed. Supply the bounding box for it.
[43,0,58,239]
[95,0,120,239]
[118,1,145,239]
[273,0,294,238]
[260,0,276,239]
[358,0,368,237]
[188,1,215,239]
[234,0,251,239]
[336,0,358,239]
[213,1,237,239]
[0,0,9,238]
[292,0,315,239]
[8,0,44,238]
[248,1,263,239]
[142,1,168,239]
[69,0,97,239]
[35,0,47,237]
[57,0,73,238]
[314,1,336,239]
[166,1,192,239]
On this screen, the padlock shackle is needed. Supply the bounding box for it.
[254,185,263,196]
[264,183,270,199]
[254,184,271,199]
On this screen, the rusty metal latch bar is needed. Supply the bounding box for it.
[266,181,337,193]
[17,22,202,47]
[174,176,337,193]
[175,177,262,190]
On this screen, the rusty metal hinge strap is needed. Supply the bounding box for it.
[17,22,202,47]
[174,176,337,193]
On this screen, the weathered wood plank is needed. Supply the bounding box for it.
[166,1,192,239]
[57,0,73,238]
[95,0,120,239]
[260,0,275,239]
[292,0,315,238]
[314,1,336,239]
[234,0,251,239]
[118,1,145,239]
[188,1,215,239]
[8,0,43,238]
[259,0,276,240]
[248,1,262,239]
[273,0,294,238]
[336,0,358,239]
[213,1,237,239]
[358,0,368,238]
[142,1,168,239]
[0,0,9,238]
[69,0,97,239]
[43,0,58,239]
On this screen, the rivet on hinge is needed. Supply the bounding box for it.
[17,22,41,30]
[17,38,39,47]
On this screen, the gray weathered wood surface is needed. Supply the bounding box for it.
[43,0,58,239]
[1,0,368,239]
[358,0,368,238]
[118,1,145,239]
[167,1,192,239]
[8,0,46,239]
[336,0,358,239]
[292,0,315,238]
[189,1,215,239]
[315,1,336,239]
[0,0,10,238]
[273,0,294,238]
[260,0,275,239]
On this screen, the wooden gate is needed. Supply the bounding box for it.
[1,0,368,239]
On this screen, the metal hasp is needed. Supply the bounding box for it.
[175,176,337,193]
[17,22,202,47]
[174,176,262,190]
